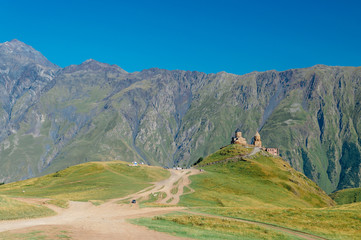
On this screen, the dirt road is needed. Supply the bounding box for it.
[108,168,199,205]
[0,169,199,239]
[0,168,326,240]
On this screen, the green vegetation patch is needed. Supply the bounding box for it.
[170,187,178,195]
[46,199,69,208]
[166,197,174,203]
[200,206,361,240]
[129,214,299,240]
[197,144,253,166]
[0,229,72,240]
[182,145,333,208]
[0,162,170,201]
[0,196,55,220]
[330,187,361,205]
[183,186,191,194]
[140,192,167,207]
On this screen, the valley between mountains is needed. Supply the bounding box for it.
[1,40,361,195]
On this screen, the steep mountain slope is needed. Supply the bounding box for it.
[0,40,360,193]
[0,39,58,141]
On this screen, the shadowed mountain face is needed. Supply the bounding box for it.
[0,40,58,144]
[0,40,360,193]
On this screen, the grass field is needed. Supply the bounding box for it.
[0,228,72,240]
[330,187,361,205]
[0,161,170,201]
[196,144,253,166]
[0,196,55,220]
[195,203,361,240]
[131,145,360,239]
[46,199,69,208]
[129,213,302,240]
[180,145,334,208]
[1,145,358,239]
[133,144,360,239]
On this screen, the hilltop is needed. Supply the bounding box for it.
[182,144,334,208]
[0,161,169,201]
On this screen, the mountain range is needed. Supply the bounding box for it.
[0,39,360,193]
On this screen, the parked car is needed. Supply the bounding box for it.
[131,199,136,204]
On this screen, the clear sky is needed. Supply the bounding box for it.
[1,0,361,75]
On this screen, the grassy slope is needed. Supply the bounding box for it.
[135,145,359,240]
[1,144,359,239]
[181,144,334,208]
[0,161,169,201]
[199,203,361,240]
[0,229,73,240]
[330,187,361,205]
[129,214,302,240]
[0,195,55,220]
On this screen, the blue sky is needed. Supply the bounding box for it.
[1,0,361,74]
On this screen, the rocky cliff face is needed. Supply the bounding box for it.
[0,40,360,193]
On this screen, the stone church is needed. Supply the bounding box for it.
[231,130,278,156]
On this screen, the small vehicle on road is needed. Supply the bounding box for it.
[131,199,136,204]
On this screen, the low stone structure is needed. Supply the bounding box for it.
[263,148,279,156]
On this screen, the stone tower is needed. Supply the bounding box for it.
[253,131,262,147]
[231,130,247,145]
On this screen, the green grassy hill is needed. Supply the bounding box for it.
[0,161,169,201]
[330,187,361,205]
[0,195,55,220]
[131,145,360,240]
[181,144,334,208]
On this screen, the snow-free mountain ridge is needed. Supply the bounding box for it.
[0,40,360,194]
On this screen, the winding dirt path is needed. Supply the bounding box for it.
[0,167,326,240]
[106,168,200,205]
[0,169,199,239]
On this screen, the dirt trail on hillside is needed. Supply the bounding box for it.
[0,169,199,239]
[248,147,261,156]
[0,202,189,239]
[104,168,200,205]
[0,167,327,240]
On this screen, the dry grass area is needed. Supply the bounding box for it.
[0,196,55,221]
[0,161,170,201]
[46,199,69,209]
[130,214,300,240]
[0,227,72,240]
[198,204,361,240]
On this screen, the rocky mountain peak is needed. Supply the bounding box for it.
[0,39,58,69]
[63,59,127,74]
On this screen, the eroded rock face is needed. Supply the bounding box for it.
[0,40,360,193]
[0,40,59,142]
